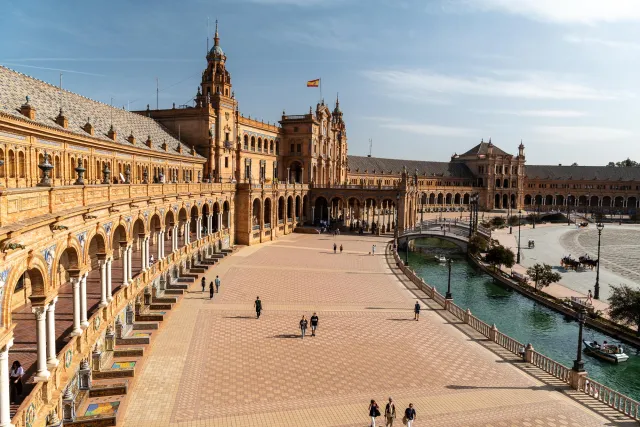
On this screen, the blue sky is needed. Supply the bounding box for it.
[2,0,640,165]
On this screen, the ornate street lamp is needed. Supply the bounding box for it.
[405,237,409,266]
[594,222,604,299]
[394,193,400,247]
[572,308,587,372]
[517,209,522,264]
[445,257,453,299]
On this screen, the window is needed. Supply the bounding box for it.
[296,144,301,153]
[224,157,229,168]
[290,143,294,153]
[225,132,230,142]
[294,126,298,132]
[245,158,251,179]
[244,135,248,150]
[273,161,278,180]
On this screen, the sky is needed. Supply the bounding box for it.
[2,0,640,166]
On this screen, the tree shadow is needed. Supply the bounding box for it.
[387,318,414,321]
[224,316,255,319]
[272,334,301,339]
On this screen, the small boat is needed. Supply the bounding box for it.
[434,255,447,263]
[583,340,629,363]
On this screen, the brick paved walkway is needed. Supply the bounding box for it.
[122,233,623,427]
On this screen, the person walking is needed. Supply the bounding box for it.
[10,360,24,404]
[334,243,337,254]
[299,315,308,339]
[201,276,206,292]
[310,312,319,336]
[255,296,262,319]
[368,399,380,427]
[372,244,376,256]
[414,300,420,321]
[215,275,221,293]
[384,397,396,426]
[209,281,214,299]
[340,244,343,254]
[404,403,416,427]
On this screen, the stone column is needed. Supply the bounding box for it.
[121,245,129,286]
[46,297,59,368]
[80,273,89,328]
[99,258,108,307]
[145,236,150,267]
[173,225,178,251]
[218,213,223,233]
[227,210,231,232]
[71,277,82,336]
[0,339,13,427]
[106,258,113,301]
[140,235,146,271]
[157,232,162,260]
[127,246,133,282]
[184,221,189,245]
[33,305,50,381]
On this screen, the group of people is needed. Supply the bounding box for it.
[369,398,416,427]
[333,243,344,254]
[298,313,319,338]
[202,275,221,299]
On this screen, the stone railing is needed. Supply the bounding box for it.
[0,182,235,228]
[579,377,640,419]
[389,245,639,422]
[10,232,225,427]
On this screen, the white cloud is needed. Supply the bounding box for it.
[564,35,640,50]
[532,126,633,143]
[364,69,622,100]
[477,109,588,118]
[464,0,640,24]
[368,117,478,137]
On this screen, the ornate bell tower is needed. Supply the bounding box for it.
[198,21,233,104]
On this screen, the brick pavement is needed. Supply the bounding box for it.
[122,233,623,427]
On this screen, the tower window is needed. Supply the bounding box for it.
[225,157,229,168]
[225,132,230,142]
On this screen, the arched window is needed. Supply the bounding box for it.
[18,151,25,178]
[244,135,249,150]
[0,149,5,178]
[8,150,15,178]
[54,155,61,179]
[251,136,256,151]
[258,138,262,152]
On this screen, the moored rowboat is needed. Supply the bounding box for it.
[583,340,628,363]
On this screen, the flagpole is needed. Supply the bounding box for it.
[320,78,322,103]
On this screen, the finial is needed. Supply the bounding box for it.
[215,19,219,37]
[25,95,30,105]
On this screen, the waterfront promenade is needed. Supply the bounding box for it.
[122,233,622,426]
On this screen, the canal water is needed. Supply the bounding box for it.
[409,237,640,401]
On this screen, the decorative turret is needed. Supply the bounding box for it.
[56,107,68,128]
[199,20,232,103]
[518,140,525,157]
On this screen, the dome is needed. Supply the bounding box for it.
[210,45,224,57]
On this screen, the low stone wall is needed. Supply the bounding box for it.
[387,244,640,422]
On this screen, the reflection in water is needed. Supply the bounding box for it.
[408,241,640,401]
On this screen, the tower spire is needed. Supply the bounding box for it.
[214,19,219,47]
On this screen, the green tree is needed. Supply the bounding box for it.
[526,263,562,290]
[484,244,515,271]
[607,158,639,167]
[608,284,640,336]
[468,234,488,255]
[490,216,505,228]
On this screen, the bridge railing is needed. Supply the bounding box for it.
[389,244,639,422]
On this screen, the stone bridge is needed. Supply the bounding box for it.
[397,219,491,251]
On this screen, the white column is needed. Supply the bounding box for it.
[46,297,59,368]
[145,237,150,267]
[122,248,129,286]
[99,259,108,307]
[80,273,89,328]
[140,237,147,270]
[106,258,113,301]
[127,246,132,281]
[173,226,178,251]
[208,215,213,235]
[218,213,223,233]
[157,232,162,259]
[0,339,13,427]
[33,306,50,381]
[227,210,231,231]
[71,277,82,336]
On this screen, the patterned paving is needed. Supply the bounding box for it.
[122,233,622,427]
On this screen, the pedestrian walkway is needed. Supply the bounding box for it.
[122,233,623,426]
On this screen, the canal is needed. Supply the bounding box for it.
[409,237,640,401]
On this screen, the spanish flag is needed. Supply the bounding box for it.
[307,79,320,87]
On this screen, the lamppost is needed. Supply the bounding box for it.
[405,237,409,266]
[572,308,587,372]
[394,193,400,247]
[567,197,571,225]
[517,209,522,264]
[532,197,538,229]
[445,257,453,299]
[594,222,604,299]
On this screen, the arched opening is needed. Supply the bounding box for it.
[8,150,15,178]
[178,208,188,247]
[210,203,219,232]
[86,234,107,317]
[289,161,303,183]
[287,196,294,221]
[524,194,532,205]
[164,210,175,255]
[454,193,461,204]
[278,196,285,224]
[149,214,161,263]
[510,194,516,208]
[302,195,309,221]
[503,179,509,188]
[111,224,127,294]
[131,218,146,278]
[494,194,501,209]
[534,195,543,206]
[244,135,249,150]
[602,196,612,207]
[250,136,256,151]
[590,196,599,207]
[264,198,272,228]
[614,196,624,208]
[495,179,501,188]
[463,193,470,205]
[445,193,452,205]
[502,193,508,209]
[314,197,328,224]
[545,195,553,206]
[18,151,25,179]
[202,204,211,234]
[578,195,588,207]
[252,198,261,229]
[223,201,230,229]
[190,206,199,240]
[556,195,564,206]
[295,195,301,220]
[429,193,435,204]
[627,196,637,211]
[437,193,443,205]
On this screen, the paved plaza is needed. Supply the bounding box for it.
[122,233,626,426]
[495,224,640,301]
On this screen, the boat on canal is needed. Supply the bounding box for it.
[583,340,629,363]
[434,255,447,263]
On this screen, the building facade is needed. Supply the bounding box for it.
[1,26,640,427]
